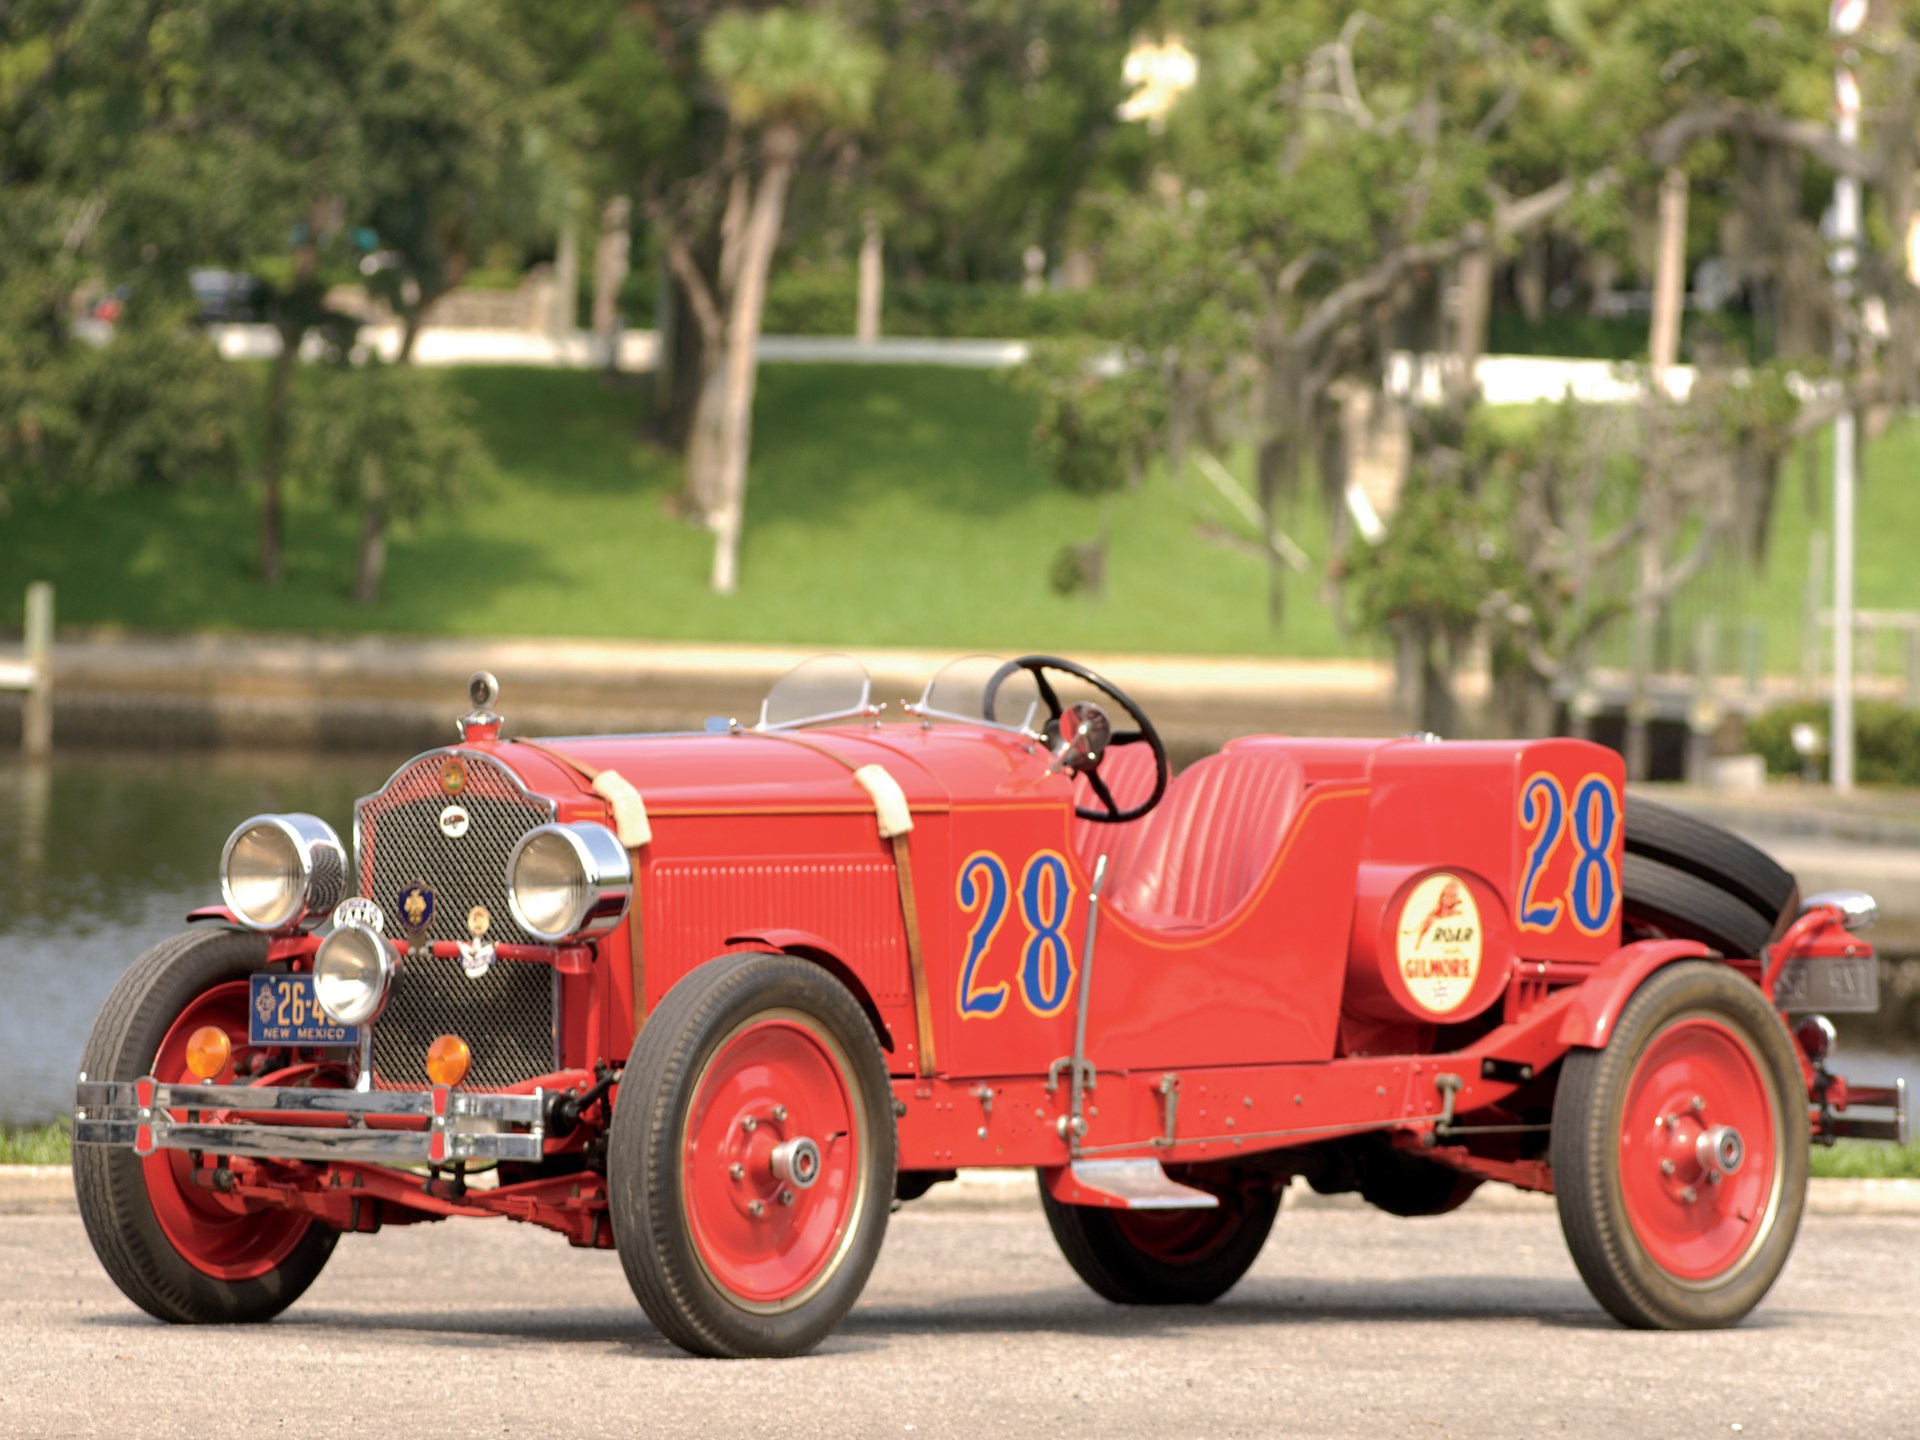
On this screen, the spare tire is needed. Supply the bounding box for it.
[1624,797,1797,929]
[1621,853,1776,959]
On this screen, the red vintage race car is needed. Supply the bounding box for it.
[73,656,1906,1357]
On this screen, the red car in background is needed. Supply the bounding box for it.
[73,655,1905,1356]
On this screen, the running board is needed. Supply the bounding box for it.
[1043,1159,1220,1210]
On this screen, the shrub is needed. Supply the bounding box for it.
[1747,700,1920,786]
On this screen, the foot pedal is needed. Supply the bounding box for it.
[1044,1159,1220,1210]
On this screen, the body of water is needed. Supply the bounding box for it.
[1,753,1914,1126]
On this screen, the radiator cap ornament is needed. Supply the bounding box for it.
[459,671,503,742]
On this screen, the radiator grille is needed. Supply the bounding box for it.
[372,952,557,1090]
[355,750,560,1089]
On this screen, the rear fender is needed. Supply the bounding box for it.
[1557,940,1714,1049]
[724,928,895,1052]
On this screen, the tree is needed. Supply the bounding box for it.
[357,0,552,362]
[1017,339,1167,596]
[294,358,491,605]
[0,0,245,513]
[676,8,881,595]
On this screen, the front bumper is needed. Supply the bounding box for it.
[73,1076,548,1165]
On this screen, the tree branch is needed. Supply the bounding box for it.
[1650,103,1877,178]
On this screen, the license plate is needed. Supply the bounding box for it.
[1773,955,1881,1014]
[248,974,361,1046]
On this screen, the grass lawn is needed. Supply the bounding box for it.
[1,364,1913,666]
[0,1120,70,1165]
[0,365,1351,658]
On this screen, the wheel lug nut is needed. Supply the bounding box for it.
[780,1188,795,1206]
[771,1105,788,1123]
[1690,1095,1705,1113]
[1681,1186,1698,1204]
[741,1115,757,1133]
[1660,1159,1676,1176]
[729,1163,744,1181]
[748,1199,764,1217]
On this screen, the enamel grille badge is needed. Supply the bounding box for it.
[439,757,467,796]
[398,882,436,937]
[1395,873,1482,1015]
[439,805,470,838]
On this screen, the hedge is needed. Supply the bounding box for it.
[1747,700,1920,787]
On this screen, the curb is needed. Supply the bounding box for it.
[9,1165,1918,1219]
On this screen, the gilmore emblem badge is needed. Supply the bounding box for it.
[439,805,470,839]
[459,903,495,978]
[397,882,436,936]
[439,756,467,796]
[1395,873,1483,1015]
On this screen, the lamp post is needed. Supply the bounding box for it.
[1829,0,1866,795]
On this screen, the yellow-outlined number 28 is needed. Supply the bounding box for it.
[956,850,1077,1019]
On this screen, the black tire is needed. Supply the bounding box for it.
[1625,797,1798,929]
[74,930,339,1325]
[608,953,896,1358]
[1039,1174,1280,1305]
[1552,961,1807,1329]
[1355,1145,1484,1218]
[1622,853,1775,958]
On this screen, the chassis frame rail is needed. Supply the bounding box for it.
[73,1076,547,1165]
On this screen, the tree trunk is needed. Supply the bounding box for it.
[1449,244,1491,407]
[1623,529,1661,781]
[856,210,882,344]
[353,453,387,606]
[258,327,300,585]
[1648,166,1689,381]
[593,194,633,346]
[708,124,800,595]
[553,209,579,335]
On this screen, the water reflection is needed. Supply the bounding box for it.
[0,752,389,1125]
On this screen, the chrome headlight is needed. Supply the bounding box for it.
[219,814,347,932]
[506,822,632,942]
[312,920,395,1027]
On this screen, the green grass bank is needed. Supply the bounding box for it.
[1,365,1916,665]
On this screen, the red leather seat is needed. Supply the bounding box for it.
[1076,748,1305,930]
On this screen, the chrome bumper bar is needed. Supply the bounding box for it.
[72,1075,547,1165]
[1829,1078,1908,1146]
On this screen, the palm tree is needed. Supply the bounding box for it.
[691,8,880,595]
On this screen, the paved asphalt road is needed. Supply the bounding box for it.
[4,1188,1916,1440]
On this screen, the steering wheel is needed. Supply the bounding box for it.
[983,655,1170,824]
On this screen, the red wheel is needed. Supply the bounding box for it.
[1615,1017,1782,1282]
[681,1014,868,1310]
[1039,1174,1280,1305]
[1553,962,1806,1329]
[74,930,338,1323]
[140,981,315,1280]
[609,954,895,1357]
